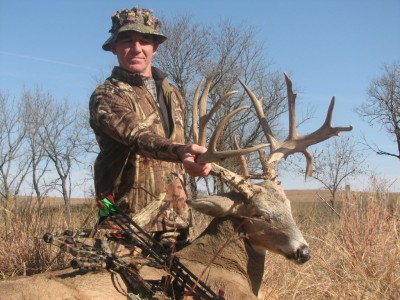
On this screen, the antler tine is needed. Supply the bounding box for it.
[323,96,354,133]
[257,148,269,177]
[192,76,269,200]
[238,79,280,150]
[241,73,353,179]
[295,96,353,178]
[199,90,238,146]
[303,149,314,179]
[192,72,222,145]
[284,72,298,140]
[191,90,262,199]
[198,73,218,146]
[197,106,269,163]
[193,73,239,147]
[192,78,205,145]
[233,136,250,178]
[276,75,353,178]
[285,96,353,154]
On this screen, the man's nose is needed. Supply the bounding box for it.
[130,41,142,51]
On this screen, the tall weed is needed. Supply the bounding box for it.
[1,191,399,299]
[0,197,97,278]
[262,190,400,299]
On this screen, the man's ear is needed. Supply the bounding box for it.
[153,41,160,53]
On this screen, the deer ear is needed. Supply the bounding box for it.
[187,195,246,217]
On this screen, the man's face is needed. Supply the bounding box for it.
[111,31,158,77]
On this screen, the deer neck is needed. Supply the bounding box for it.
[177,216,266,295]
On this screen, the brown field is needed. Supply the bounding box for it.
[14,189,400,206]
[1,189,399,299]
[287,189,400,202]
[286,189,332,202]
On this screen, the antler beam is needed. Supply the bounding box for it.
[239,73,353,178]
[193,74,268,163]
[192,75,267,199]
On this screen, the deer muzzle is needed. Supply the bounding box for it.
[292,244,311,264]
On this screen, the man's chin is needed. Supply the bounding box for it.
[124,64,149,76]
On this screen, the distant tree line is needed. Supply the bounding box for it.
[0,88,97,222]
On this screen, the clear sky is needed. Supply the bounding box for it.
[0,0,399,193]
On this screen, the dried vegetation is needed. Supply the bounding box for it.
[262,189,400,299]
[0,190,399,299]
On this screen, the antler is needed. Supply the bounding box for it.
[193,73,269,163]
[192,74,268,199]
[239,73,353,178]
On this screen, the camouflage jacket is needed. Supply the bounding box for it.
[89,66,189,232]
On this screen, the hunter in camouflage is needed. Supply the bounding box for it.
[89,7,211,249]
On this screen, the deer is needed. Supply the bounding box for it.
[0,73,352,300]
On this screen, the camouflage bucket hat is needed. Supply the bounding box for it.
[102,7,167,51]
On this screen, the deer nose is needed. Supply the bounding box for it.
[295,244,311,264]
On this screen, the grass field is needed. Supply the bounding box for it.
[1,189,399,299]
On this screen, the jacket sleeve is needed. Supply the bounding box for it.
[89,85,184,163]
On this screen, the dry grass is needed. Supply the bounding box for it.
[262,190,400,299]
[285,189,333,202]
[1,190,399,299]
[0,197,98,278]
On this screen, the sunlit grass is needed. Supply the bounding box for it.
[0,197,97,278]
[1,190,399,299]
[262,190,400,299]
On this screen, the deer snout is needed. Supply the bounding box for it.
[294,244,311,264]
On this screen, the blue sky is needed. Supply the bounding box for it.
[0,0,399,193]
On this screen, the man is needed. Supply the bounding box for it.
[89,7,211,250]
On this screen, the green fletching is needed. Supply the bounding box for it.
[98,198,117,216]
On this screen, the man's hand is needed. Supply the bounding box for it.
[178,144,212,176]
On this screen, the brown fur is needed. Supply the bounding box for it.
[177,216,266,300]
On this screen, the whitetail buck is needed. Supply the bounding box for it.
[0,74,352,299]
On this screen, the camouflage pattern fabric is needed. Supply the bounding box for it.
[89,66,189,233]
[102,7,167,51]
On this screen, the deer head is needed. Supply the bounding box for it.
[189,73,352,264]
